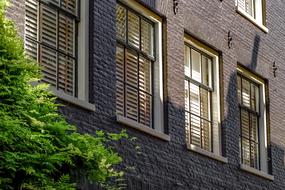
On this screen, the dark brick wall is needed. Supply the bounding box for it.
[6,0,285,189]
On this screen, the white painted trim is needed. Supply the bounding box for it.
[187,144,228,163]
[77,0,89,101]
[51,87,95,111]
[117,115,170,141]
[240,164,274,181]
[236,6,268,33]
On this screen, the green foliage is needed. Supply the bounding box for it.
[0,1,128,189]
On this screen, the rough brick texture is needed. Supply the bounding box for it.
[6,0,285,189]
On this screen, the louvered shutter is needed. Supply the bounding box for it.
[116,45,125,116]
[61,0,77,15]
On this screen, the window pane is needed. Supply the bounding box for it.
[190,114,201,147]
[191,49,201,82]
[242,138,250,166]
[200,88,210,120]
[126,86,138,121]
[141,19,153,56]
[128,11,140,49]
[242,78,250,108]
[116,46,125,116]
[116,4,126,41]
[58,54,75,95]
[184,45,191,77]
[201,119,211,151]
[139,91,151,127]
[39,45,57,87]
[185,112,190,144]
[237,75,242,104]
[139,56,151,93]
[58,13,75,56]
[61,0,77,15]
[25,39,38,61]
[25,0,38,40]
[190,83,200,116]
[241,109,249,138]
[251,114,258,142]
[126,50,138,87]
[40,5,57,48]
[202,55,210,87]
[245,0,254,17]
[185,80,189,112]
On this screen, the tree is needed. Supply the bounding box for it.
[0,1,127,189]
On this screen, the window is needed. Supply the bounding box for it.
[184,35,224,160]
[115,1,165,138]
[25,0,90,105]
[236,0,267,32]
[237,66,270,175]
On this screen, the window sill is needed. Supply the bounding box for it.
[116,115,170,141]
[240,164,274,181]
[236,7,268,33]
[51,88,95,112]
[187,144,228,163]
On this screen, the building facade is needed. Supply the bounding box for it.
[6,0,285,189]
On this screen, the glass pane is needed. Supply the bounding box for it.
[241,109,249,138]
[191,49,201,82]
[202,55,209,86]
[141,19,153,56]
[250,84,256,111]
[250,142,259,169]
[242,78,250,108]
[58,54,75,95]
[139,91,151,127]
[185,80,189,112]
[128,11,140,49]
[116,81,124,116]
[190,114,201,147]
[190,83,200,116]
[200,88,210,120]
[116,4,126,41]
[40,5,57,48]
[185,112,190,144]
[139,56,151,93]
[25,39,38,61]
[245,0,254,17]
[58,13,75,56]
[116,46,124,81]
[126,50,138,87]
[201,119,211,151]
[242,137,250,166]
[40,45,57,87]
[25,0,38,40]
[237,75,242,104]
[184,45,191,77]
[251,114,258,142]
[126,86,138,121]
[61,0,77,15]
[255,85,260,113]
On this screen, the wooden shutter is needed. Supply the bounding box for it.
[241,109,251,165]
[61,0,77,15]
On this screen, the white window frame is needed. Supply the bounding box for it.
[235,0,268,33]
[237,66,273,180]
[184,34,227,163]
[116,0,169,141]
[24,0,94,111]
